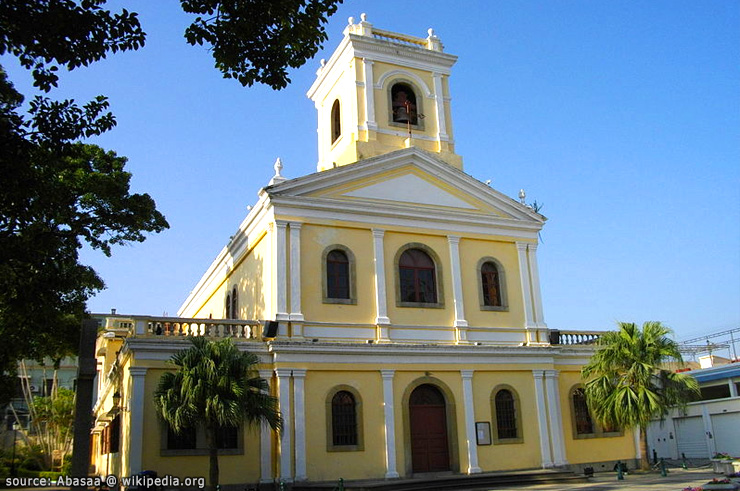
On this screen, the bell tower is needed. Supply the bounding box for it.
[307,14,463,172]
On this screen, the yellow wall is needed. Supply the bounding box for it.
[303,370,386,481]
[473,370,542,471]
[299,224,376,325]
[459,238,525,328]
[384,231,455,327]
[191,231,270,321]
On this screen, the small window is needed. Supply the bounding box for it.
[326,386,364,452]
[391,82,418,125]
[109,415,121,453]
[322,245,356,305]
[477,257,508,311]
[225,293,231,319]
[572,388,594,435]
[399,249,437,304]
[331,391,357,446]
[331,99,341,144]
[481,262,502,307]
[166,425,197,450]
[231,287,238,319]
[327,250,350,299]
[491,386,522,443]
[216,425,239,449]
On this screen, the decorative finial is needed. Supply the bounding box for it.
[428,28,435,37]
[269,157,286,185]
[360,13,367,22]
[485,179,491,186]
[518,189,526,204]
[348,16,354,25]
[320,58,326,67]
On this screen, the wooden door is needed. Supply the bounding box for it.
[410,384,450,473]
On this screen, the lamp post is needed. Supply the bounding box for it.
[10,421,19,477]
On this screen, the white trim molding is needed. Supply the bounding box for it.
[127,366,148,475]
[447,235,468,343]
[258,369,274,483]
[532,370,554,468]
[293,369,307,481]
[372,229,391,336]
[544,370,568,466]
[461,370,481,474]
[276,368,293,482]
[381,369,400,478]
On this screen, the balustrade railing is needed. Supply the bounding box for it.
[372,28,427,48]
[550,329,603,346]
[100,315,263,341]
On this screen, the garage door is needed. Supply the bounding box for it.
[675,416,709,458]
[712,412,740,457]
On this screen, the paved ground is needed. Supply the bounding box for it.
[467,467,733,491]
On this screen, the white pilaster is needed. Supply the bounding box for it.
[447,236,468,343]
[292,369,307,481]
[701,404,717,457]
[372,229,391,339]
[363,59,377,130]
[432,73,448,142]
[516,242,536,337]
[532,370,554,468]
[460,370,481,474]
[127,367,147,475]
[276,368,293,482]
[289,222,304,339]
[527,243,546,329]
[274,221,289,336]
[258,369,274,483]
[544,370,568,466]
[381,370,399,478]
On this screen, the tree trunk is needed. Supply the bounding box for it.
[639,425,650,471]
[205,425,219,491]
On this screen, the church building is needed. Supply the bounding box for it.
[90,15,639,487]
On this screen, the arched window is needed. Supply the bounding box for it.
[477,257,508,311]
[326,386,363,451]
[225,293,231,319]
[491,386,522,443]
[481,261,502,307]
[322,245,356,304]
[572,388,594,435]
[390,82,418,125]
[495,390,517,438]
[331,391,357,446]
[399,248,437,304]
[231,287,238,319]
[326,249,350,299]
[331,99,341,144]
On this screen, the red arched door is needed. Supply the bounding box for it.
[409,384,450,473]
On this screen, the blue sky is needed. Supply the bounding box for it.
[4,1,738,343]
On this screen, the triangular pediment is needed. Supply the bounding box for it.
[265,148,544,226]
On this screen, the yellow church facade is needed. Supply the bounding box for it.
[90,15,638,487]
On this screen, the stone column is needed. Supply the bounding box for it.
[544,370,568,466]
[381,370,399,478]
[259,369,274,484]
[293,369,307,481]
[461,370,481,474]
[127,367,147,475]
[276,368,293,482]
[373,229,391,340]
[448,236,469,343]
[289,222,304,339]
[532,370,554,468]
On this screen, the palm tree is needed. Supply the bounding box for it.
[581,321,699,471]
[154,337,282,490]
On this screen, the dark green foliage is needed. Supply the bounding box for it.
[0,0,146,92]
[181,0,344,89]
